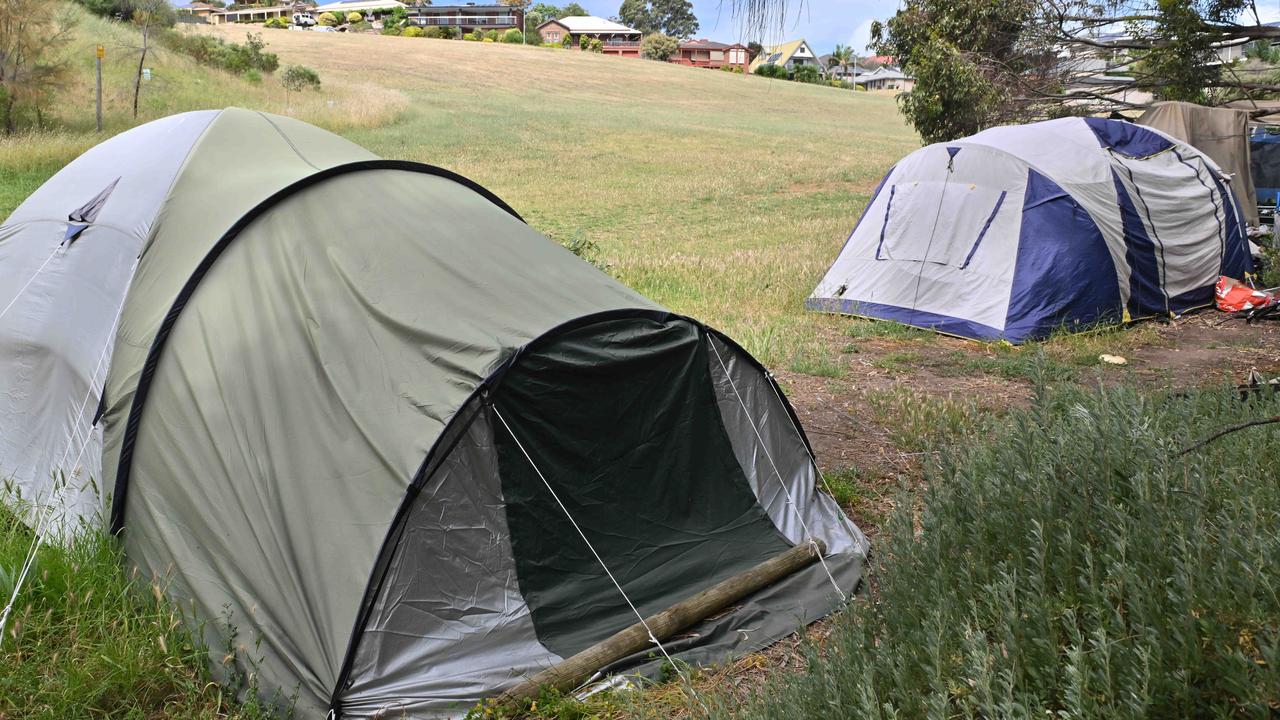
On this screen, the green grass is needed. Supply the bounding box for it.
[695,381,1280,719]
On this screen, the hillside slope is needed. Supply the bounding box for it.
[199,24,920,365]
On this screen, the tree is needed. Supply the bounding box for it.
[280,63,320,108]
[0,0,72,132]
[562,2,586,16]
[829,43,853,77]
[869,0,1280,142]
[500,0,530,8]
[746,40,762,60]
[640,32,678,60]
[126,0,175,119]
[618,0,697,37]
[529,2,561,19]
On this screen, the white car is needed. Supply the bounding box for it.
[291,11,316,26]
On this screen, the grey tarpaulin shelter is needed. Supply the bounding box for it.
[0,109,867,717]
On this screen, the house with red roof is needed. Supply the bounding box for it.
[670,39,751,71]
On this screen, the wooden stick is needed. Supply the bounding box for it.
[496,539,830,706]
[1175,415,1280,456]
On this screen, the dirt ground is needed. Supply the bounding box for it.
[779,313,1280,540]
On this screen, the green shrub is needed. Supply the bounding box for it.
[792,64,821,83]
[698,380,1280,719]
[500,28,523,43]
[243,68,262,83]
[588,37,602,52]
[159,29,278,75]
[719,64,744,73]
[345,11,362,23]
[464,30,482,41]
[402,25,424,37]
[437,26,456,39]
[280,64,321,93]
[350,20,372,31]
[262,16,287,28]
[641,32,678,61]
[560,33,572,48]
[754,63,787,79]
[483,29,498,41]
[317,11,338,26]
[381,24,402,35]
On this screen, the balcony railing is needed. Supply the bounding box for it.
[407,14,520,25]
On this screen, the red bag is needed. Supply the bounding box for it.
[1216,276,1277,313]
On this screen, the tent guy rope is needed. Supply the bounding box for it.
[707,339,847,602]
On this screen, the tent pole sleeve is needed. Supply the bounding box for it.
[494,539,828,707]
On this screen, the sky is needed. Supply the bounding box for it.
[571,0,903,56]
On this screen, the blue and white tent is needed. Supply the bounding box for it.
[808,117,1254,343]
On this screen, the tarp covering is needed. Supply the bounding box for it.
[1,109,868,718]
[808,117,1253,342]
[1138,101,1258,225]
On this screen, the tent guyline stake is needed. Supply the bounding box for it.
[707,339,847,602]
[0,244,60,324]
[490,406,680,667]
[0,265,134,648]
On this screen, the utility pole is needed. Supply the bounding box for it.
[95,44,104,132]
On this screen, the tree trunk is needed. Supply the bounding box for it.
[133,25,148,119]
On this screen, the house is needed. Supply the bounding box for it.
[538,16,642,57]
[855,65,915,91]
[749,38,821,74]
[817,54,865,81]
[208,4,300,24]
[178,1,219,22]
[315,0,405,21]
[671,39,750,70]
[405,4,524,34]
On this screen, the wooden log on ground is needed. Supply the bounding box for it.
[496,539,830,706]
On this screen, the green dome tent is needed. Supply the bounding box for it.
[0,109,867,717]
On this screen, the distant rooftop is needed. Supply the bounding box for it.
[549,15,640,34]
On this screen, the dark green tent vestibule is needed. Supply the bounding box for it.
[0,108,868,718]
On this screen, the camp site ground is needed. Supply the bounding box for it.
[1,11,1279,720]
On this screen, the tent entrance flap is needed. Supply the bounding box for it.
[491,316,793,658]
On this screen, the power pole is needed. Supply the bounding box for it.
[95,44,104,132]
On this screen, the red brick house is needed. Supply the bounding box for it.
[537,16,642,57]
[670,39,750,71]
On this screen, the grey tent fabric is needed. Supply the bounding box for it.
[0,109,869,718]
[1139,101,1258,226]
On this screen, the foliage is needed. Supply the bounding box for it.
[0,0,74,133]
[1244,39,1280,64]
[483,29,498,41]
[159,30,279,75]
[465,30,482,40]
[719,63,743,73]
[753,62,786,79]
[0,506,289,718]
[317,11,338,26]
[280,63,320,93]
[263,15,288,28]
[560,32,572,47]
[791,64,820,83]
[697,380,1280,719]
[346,11,362,23]
[501,28,523,42]
[828,42,853,75]
[746,40,761,60]
[640,32,678,61]
[401,25,424,37]
[561,2,586,15]
[618,0,697,38]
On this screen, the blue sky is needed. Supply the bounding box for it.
[571,0,903,55]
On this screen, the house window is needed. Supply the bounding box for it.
[710,50,724,61]
[548,31,559,40]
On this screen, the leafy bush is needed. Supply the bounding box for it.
[560,33,572,48]
[698,381,1280,719]
[401,25,424,37]
[719,64,744,73]
[243,68,262,83]
[437,26,456,39]
[280,64,321,93]
[346,11,361,23]
[159,30,279,75]
[500,28,523,43]
[262,16,288,28]
[465,30,482,41]
[588,37,602,52]
[792,64,821,83]
[641,32,678,60]
[381,24,402,35]
[317,11,338,26]
[483,29,498,41]
[350,20,372,31]
[753,63,787,79]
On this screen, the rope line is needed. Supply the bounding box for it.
[0,244,60,324]
[491,406,679,667]
[761,369,840,503]
[706,339,847,602]
[0,262,134,647]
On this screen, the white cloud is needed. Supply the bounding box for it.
[848,18,875,53]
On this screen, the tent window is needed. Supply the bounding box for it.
[960,190,1007,269]
[879,181,1010,268]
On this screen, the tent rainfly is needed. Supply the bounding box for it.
[0,109,867,718]
[808,117,1254,343]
